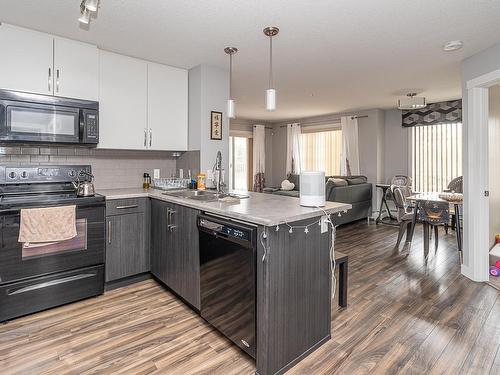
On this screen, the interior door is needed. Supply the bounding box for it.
[0,24,54,95]
[147,62,188,151]
[54,37,98,101]
[98,50,147,149]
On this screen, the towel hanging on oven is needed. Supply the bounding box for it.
[18,205,77,244]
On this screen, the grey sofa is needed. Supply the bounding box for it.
[269,174,372,226]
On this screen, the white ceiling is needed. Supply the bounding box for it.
[1,0,500,121]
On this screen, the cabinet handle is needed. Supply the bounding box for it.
[115,205,138,210]
[144,129,147,147]
[108,220,112,244]
[166,208,170,227]
[48,67,52,92]
[56,69,60,93]
[149,129,152,147]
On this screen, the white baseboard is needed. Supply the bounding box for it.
[461,264,488,282]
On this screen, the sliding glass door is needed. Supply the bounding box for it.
[229,136,253,191]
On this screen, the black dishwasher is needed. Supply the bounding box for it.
[198,214,257,358]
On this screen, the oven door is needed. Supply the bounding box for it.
[0,202,105,284]
[0,100,80,144]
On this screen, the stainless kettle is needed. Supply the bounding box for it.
[72,170,96,197]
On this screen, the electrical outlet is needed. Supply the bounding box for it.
[179,169,183,179]
[321,216,328,233]
[153,169,160,179]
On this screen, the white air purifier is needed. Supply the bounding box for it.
[299,171,325,207]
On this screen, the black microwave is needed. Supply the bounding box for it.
[0,89,98,145]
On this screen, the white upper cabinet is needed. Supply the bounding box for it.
[53,37,98,101]
[0,23,98,100]
[0,24,54,95]
[98,50,148,150]
[147,62,188,151]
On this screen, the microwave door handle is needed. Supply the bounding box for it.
[56,69,60,93]
[48,67,52,92]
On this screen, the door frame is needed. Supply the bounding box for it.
[464,68,500,281]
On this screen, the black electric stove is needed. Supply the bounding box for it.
[0,165,105,322]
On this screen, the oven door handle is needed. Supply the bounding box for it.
[7,273,97,296]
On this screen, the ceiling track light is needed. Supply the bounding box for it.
[224,47,238,119]
[85,0,99,12]
[264,26,279,112]
[79,0,99,25]
[79,3,90,24]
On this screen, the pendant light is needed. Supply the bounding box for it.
[224,47,238,119]
[263,26,279,111]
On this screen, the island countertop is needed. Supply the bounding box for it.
[98,188,351,226]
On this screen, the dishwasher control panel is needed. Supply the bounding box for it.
[198,216,255,244]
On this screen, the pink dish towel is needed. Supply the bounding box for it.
[18,205,77,244]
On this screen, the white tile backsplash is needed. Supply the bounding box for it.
[0,146,181,190]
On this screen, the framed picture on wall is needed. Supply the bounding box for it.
[211,111,223,140]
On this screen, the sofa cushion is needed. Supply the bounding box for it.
[287,174,300,190]
[273,190,300,198]
[346,176,367,185]
[327,177,348,187]
[328,183,372,204]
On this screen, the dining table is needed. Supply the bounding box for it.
[407,192,463,263]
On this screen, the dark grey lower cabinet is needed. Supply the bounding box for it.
[105,198,150,282]
[151,199,200,309]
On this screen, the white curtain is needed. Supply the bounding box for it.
[340,116,360,176]
[286,123,302,176]
[252,125,266,192]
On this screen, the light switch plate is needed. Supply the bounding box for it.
[153,169,160,179]
[321,216,328,233]
[179,169,183,179]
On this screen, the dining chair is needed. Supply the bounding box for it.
[444,176,463,233]
[392,186,415,249]
[386,175,413,202]
[418,201,450,252]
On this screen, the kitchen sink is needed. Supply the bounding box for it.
[162,190,217,198]
[162,190,249,202]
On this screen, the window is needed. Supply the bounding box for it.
[300,128,342,175]
[229,136,253,191]
[411,122,462,192]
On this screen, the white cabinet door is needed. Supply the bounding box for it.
[54,37,98,100]
[147,62,188,151]
[0,24,54,95]
[98,50,147,149]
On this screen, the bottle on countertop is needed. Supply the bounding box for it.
[197,173,206,190]
[143,173,151,190]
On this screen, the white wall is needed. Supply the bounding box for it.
[461,41,500,273]
[384,109,409,182]
[489,85,500,246]
[188,65,229,183]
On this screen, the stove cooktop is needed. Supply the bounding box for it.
[0,192,104,209]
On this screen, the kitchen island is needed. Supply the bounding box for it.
[99,188,351,375]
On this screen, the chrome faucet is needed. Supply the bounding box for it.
[214,151,224,194]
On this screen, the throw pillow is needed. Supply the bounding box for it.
[281,180,295,191]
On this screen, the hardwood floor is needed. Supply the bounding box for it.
[1,221,499,374]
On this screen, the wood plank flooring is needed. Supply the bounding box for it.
[1,221,499,374]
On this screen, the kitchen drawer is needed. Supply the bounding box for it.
[106,198,148,216]
[0,264,104,322]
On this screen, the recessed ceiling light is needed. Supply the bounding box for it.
[443,40,463,52]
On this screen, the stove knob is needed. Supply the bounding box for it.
[68,170,76,178]
[8,171,16,179]
[20,171,28,179]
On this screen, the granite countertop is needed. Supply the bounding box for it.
[98,188,352,226]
